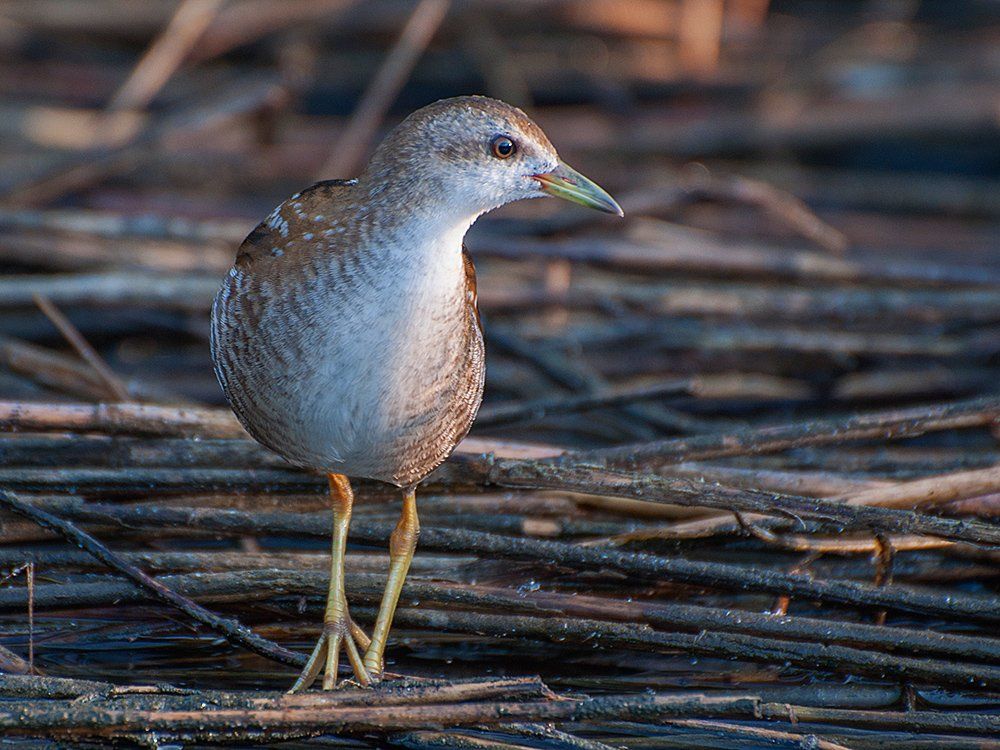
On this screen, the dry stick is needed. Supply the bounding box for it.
[472,223,1000,288]
[657,719,854,750]
[385,578,1000,665]
[0,335,130,402]
[376,609,1000,690]
[599,464,1000,547]
[549,316,978,358]
[562,395,1000,468]
[485,459,1000,547]
[0,674,120,699]
[475,378,695,428]
[0,693,764,738]
[6,267,1000,324]
[0,402,558,458]
[105,0,224,113]
[0,548,473,577]
[11,569,1000,677]
[0,400,246,438]
[477,276,1000,324]
[758,703,1000,735]
[398,728,614,750]
[839,465,1000,509]
[5,396,990,468]
[89,0,224,149]
[0,209,247,245]
[0,467,409,497]
[1,458,996,548]
[190,0,359,64]
[0,489,304,668]
[654,463,888,497]
[756,445,1000,473]
[22,498,1000,621]
[316,0,451,179]
[0,644,31,675]
[0,673,549,706]
[495,723,619,750]
[683,165,850,254]
[488,329,713,437]
[742,528,954,555]
[0,272,221,310]
[5,76,284,207]
[4,691,1000,740]
[410,526,1000,621]
[32,294,130,402]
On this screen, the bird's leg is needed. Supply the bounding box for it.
[289,473,371,692]
[362,486,419,679]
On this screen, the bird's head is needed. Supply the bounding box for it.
[364,96,623,222]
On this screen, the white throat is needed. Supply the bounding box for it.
[387,210,478,296]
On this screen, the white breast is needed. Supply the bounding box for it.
[293,216,474,474]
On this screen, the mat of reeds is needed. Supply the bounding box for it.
[0,1,998,748]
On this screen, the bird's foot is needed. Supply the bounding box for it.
[361,649,385,684]
[288,616,371,692]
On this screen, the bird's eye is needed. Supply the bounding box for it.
[490,135,516,159]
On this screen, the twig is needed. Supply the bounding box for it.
[472,219,1000,287]
[0,400,245,438]
[595,464,1000,547]
[0,489,304,668]
[683,163,850,254]
[0,272,216,311]
[4,76,285,207]
[0,335,132,402]
[759,702,1000,735]
[105,0,225,114]
[563,396,1000,468]
[495,723,619,750]
[7,568,999,665]
[840,465,1000,509]
[0,644,31,675]
[26,560,33,674]
[485,459,1000,547]
[33,294,130,401]
[316,0,451,178]
[378,607,1000,689]
[0,692,763,739]
[0,673,548,705]
[475,378,695,428]
[0,402,560,457]
[659,718,854,750]
[21,497,1000,622]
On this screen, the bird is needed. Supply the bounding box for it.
[211,95,622,691]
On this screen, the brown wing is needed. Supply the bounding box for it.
[462,243,481,328]
[235,179,357,270]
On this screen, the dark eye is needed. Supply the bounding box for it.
[491,135,516,159]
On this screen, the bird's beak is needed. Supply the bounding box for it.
[534,161,624,217]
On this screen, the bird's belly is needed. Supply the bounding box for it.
[233,289,482,486]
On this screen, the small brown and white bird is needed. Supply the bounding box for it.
[211,96,622,691]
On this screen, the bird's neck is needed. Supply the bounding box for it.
[354,171,482,294]
[361,207,475,313]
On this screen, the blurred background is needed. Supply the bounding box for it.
[1,1,1000,739]
[0,0,997,434]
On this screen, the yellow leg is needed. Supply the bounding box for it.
[289,473,371,692]
[362,486,419,678]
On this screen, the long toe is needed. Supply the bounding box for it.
[289,621,372,692]
[288,634,329,693]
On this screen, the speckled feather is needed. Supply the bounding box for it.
[212,179,485,487]
[211,96,559,487]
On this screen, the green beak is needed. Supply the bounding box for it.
[534,161,624,217]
